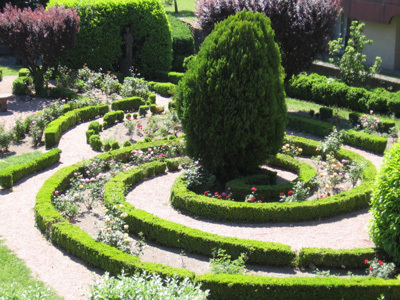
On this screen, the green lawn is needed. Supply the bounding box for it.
[0,151,43,171]
[164,0,196,19]
[1,65,21,76]
[0,239,61,299]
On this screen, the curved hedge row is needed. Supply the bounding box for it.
[104,162,296,266]
[44,104,109,148]
[287,114,387,154]
[225,154,316,202]
[33,143,400,298]
[0,148,62,189]
[286,73,400,117]
[170,136,377,223]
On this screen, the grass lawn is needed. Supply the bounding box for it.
[1,65,21,76]
[0,239,61,299]
[0,151,43,171]
[164,0,196,19]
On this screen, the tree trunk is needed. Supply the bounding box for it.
[32,70,46,97]
[174,0,178,13]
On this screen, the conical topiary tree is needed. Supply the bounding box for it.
[176,10,286,182]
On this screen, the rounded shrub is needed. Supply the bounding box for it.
[176,11,286,182]
[370,142,400,264]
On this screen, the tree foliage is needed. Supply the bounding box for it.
[370,142,400,264]
[176,10,286,182]
[0,0,48,10]
[0,4,79,95]
[329,20,382,86]
[195,0,340,80]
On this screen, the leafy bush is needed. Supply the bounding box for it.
[148,81,176,97]
[103,111,124,128]
[111,96,145,112]
[12,76,32,95]
[210,249,247,275]
[47,87,78,100]
[370,142,400,264]
[176,11,286,182]
[319,107,333,120]
[87,272,209,300]
[47,0,172,78]
[168,15,195,72]
[89,134,102,151]
[88,121,102,134]
[195,0,339,79]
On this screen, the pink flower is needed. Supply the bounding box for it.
[251,187,257,191]
[222,192,226,197]
[227,187,231,191]
[370,125,374,129]
[160,153,165,157]
[54,190,59,194]
[204,191,208,196]
[258,200,263,203]
[214,192,218,196]
[86,170,90,174]
[364,259,369,264]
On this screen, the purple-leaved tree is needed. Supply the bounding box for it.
[0,4,79,96]
[195,0,340,80]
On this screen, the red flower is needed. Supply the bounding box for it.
[369,267,373,270]
[251,187,257,191]
[258,200,263,203]
[127,116,131,120]
[204,191,208,196]
[218,195,222,199]
[364,259,369,264]
[378,260,383,266]
[251,197,255,202]
[279,192,284,196]
[226,195,230,199]
[288,190,293,195]
[214,192,218,196]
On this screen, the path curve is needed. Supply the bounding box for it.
[0,121,101,300]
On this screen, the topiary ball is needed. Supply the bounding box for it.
[370,142,400,263]
[176,10,286,182]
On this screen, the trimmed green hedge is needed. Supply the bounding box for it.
[168,15,195,72]
[286,73,400,117]
[0,148,62,189]
[103,110,124,128]
[148,81,176,97]
[48,0,172,77]
[197,274,400,300]
[44,104,109,148]
[111,96,145,112]
[104,164,296,266]
[170,136,377,223]
[225,154,316,202]
[287,114,387,154]
[298,248,378,269]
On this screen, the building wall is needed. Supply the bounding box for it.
[363,17,400,70]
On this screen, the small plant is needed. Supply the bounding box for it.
[281,134,303,157]
[279,181,310,202]
[183,160,216,194]
[209,249,248,274]
[87,271,209,300]
[357,111,381,134]
[204,187,233,200]
[123,117,136,135]
[0,125,14,152]
[317,128,344,154]
[364,258,395,279]
[12,118,26,142]
[101,72,121,95]
[244,186,262,203]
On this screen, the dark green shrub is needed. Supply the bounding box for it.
[349,112,362,126]
[111,96,145,112]
[103,110,124,128]
[89,134,102,151]
[85,129,95,144]
[319,107,333,120]
[167,72,184,84]
[370,142,400,264]
[166,158,180,171]
[12,76,32,95]
[148,81,176,97]
[103,142,112,152]
[176,11,286,182]
[133,113,138,119]
[47,87,78,100]
[48,0,172,77]
[111,141,120,150]
[138,105,149,117]
[88,121,102,134]
[167,15,195,72]
[123,140,133,147]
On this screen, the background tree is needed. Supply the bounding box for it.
[0,4,79,96]
[0,0,49,10]
[329,20,382,86]
[176,10,286,182]
[195,0,340,80]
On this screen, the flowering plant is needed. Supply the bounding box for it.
[204,187,233,200]
[281,134,303,157]
[317,127,344,154]
[357,111,380,134]
[279,181,310,202]
[244,187,263,203]
[364,258,395,279]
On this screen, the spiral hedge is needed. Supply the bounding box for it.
[33,139,400,299]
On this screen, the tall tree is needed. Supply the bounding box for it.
[0,4,79,96]
[195,0,340,80]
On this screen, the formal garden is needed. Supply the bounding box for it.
[2,0,400,299]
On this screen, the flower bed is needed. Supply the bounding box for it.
[170,136,376,223]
